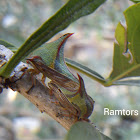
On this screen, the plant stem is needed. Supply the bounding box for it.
[105,64,140,86]
[65,58,106,86]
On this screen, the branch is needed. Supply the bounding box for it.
[0,45,77,130]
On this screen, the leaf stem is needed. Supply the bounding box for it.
[105,64,140,86]
[65,58,106,85]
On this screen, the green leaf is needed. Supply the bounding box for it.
[132,24,140,63]
[124,3,140,42]
[130,0,140,3]
[65,122,112,140]
[0,40,18,53]
[106,4,140,86]
[0,0,106,78]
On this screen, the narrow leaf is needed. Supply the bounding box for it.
[65,122,112,140]
[0,0,106,78]
[0,40,18,53]
[113,79,140,86]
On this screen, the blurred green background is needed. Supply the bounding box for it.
[0,0,140,140]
